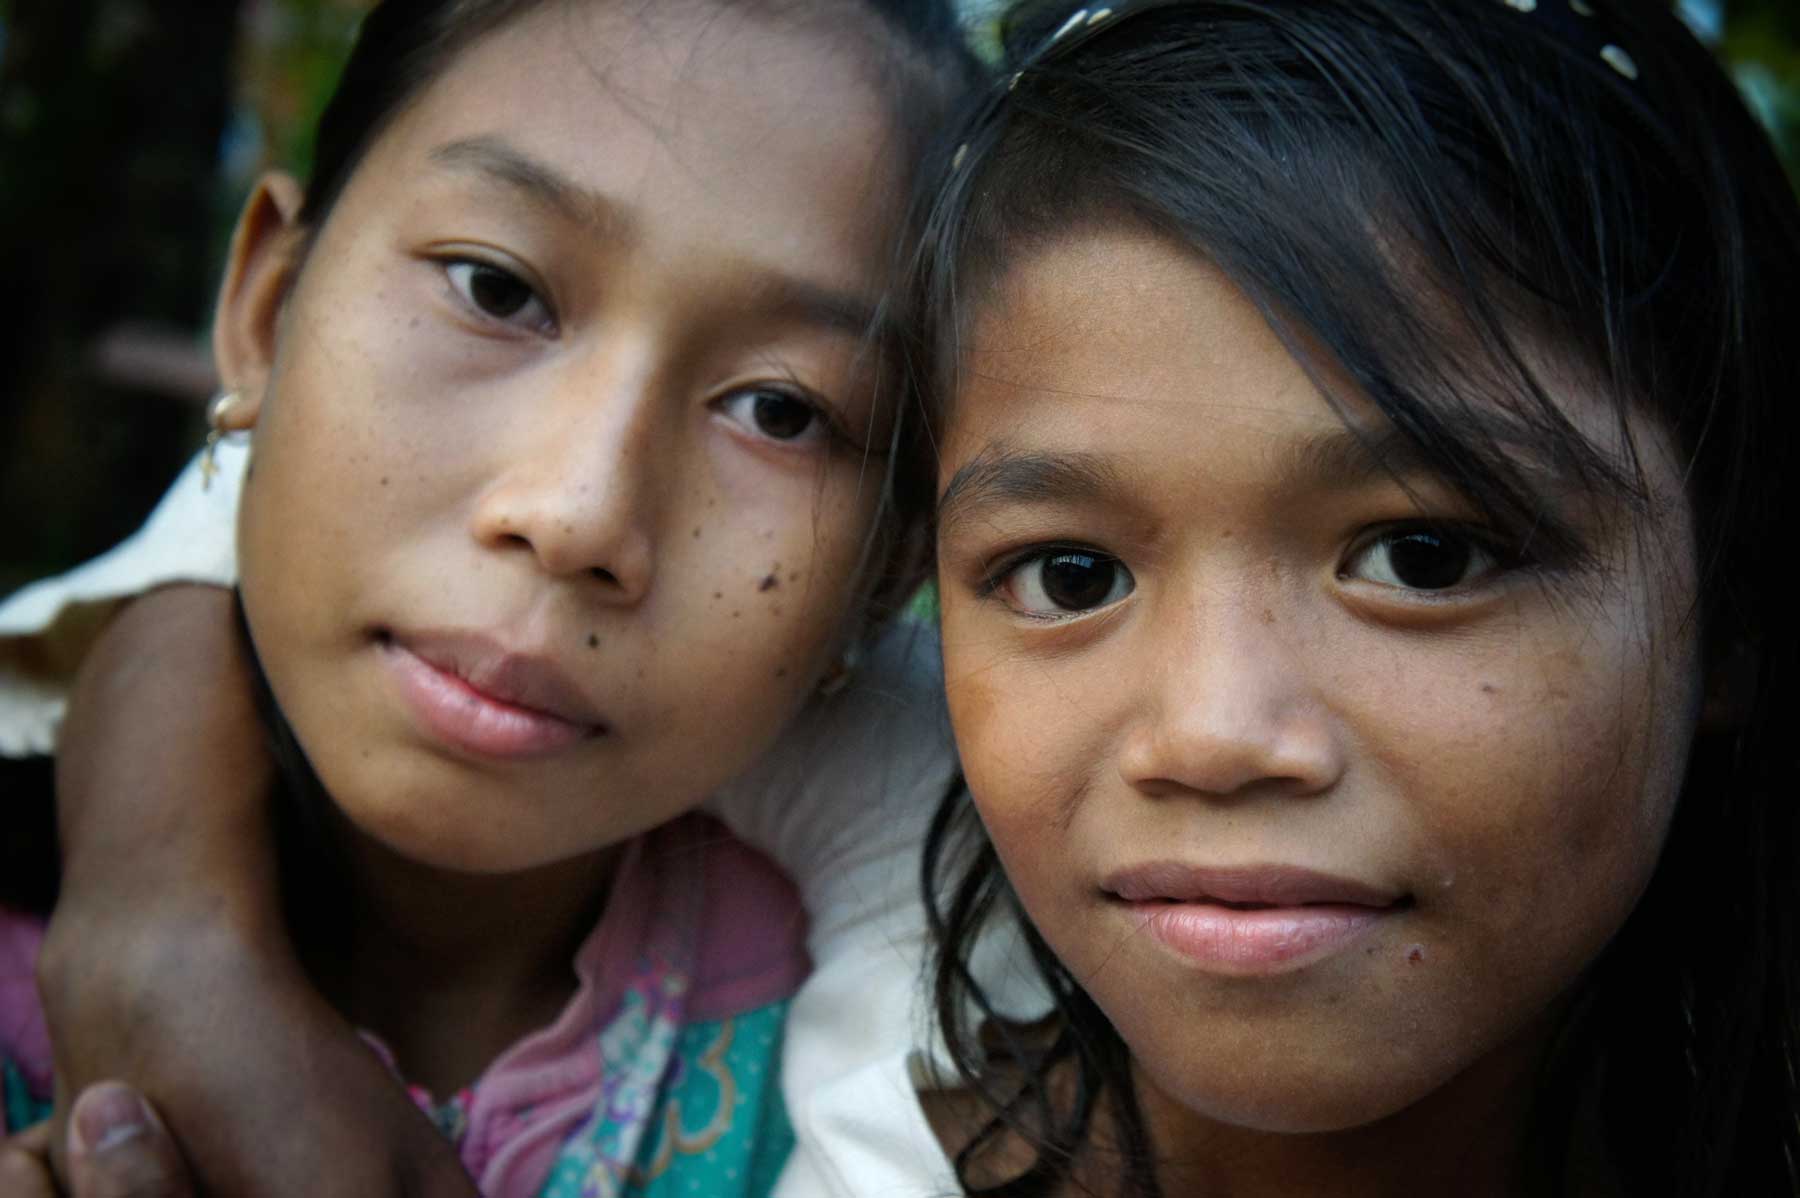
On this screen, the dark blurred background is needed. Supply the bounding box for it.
[0,0,1795,596]
[0,0,370,595]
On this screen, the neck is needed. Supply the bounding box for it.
[288,802,621,1097]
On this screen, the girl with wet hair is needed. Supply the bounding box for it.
[919,1,1800,1194]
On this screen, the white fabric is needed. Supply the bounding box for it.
[0,444,1007,1195]
[0,440,248,756]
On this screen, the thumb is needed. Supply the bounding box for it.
[64,1084,193,1198]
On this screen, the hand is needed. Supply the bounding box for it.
[0,1084,190,1198]
[41,586,478,1197]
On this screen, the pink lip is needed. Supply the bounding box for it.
[378,631,606,760]
[1104,863,1404,975]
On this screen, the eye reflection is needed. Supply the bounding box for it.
[999,550,1135,617]
[1344,527,1496,592]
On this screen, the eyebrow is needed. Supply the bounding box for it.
[744,273,885,342]
[937,445,1125,534]
[1281,413,1584,495]
[429,136,635,241]
[937,410,1597,532]
[428,136,882,342]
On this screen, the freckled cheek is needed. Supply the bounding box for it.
[683,484,871,685]
[951,685,1067,916]
[1376,656,1675,962]
[945,646,1098,860]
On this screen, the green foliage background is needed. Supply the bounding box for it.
[1723,0,1800,188]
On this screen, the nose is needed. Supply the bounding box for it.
[1116,596,1345,800]
[468,349,662,601]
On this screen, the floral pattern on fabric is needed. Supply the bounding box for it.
[538,999,792,1198]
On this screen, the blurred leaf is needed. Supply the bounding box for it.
[1721,1,1800,189]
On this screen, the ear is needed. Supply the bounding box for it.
[211,172,308,431]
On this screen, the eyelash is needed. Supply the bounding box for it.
[980,542,1135,621]
[433,252,865,454]
[440,255,557,335]
[1338,521,1527,597]
[974,520,1533,621]
[714,384,854,453]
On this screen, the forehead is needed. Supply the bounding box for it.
[946,227,1344,474]
[943,225,1670,503]
[348,1,903,286]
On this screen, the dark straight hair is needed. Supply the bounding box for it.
[917,1,1800,1194]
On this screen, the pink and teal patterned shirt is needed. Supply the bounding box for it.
[1,811,809,1198]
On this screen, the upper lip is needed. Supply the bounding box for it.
[1101,862,1404,908]
[385,629,609,729]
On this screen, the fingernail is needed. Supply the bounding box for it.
[72,1084,153,1156]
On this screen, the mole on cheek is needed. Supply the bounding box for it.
[587,633,600,649]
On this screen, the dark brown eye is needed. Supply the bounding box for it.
[719,388,828,445]
[445,260,551,328]
[751,391,816,440]
[1002,550,1134,616]
[1346,527,1491,591]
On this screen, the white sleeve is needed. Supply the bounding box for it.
[708,619,1057,1196]
[704,621,960,1194]
[0,443,247,758]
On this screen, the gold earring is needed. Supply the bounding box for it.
[201,390,243,491]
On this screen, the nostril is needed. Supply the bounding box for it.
[590,567,619,585]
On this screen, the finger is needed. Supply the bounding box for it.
[63,1085,191,1198]
[0,1123,58,1198]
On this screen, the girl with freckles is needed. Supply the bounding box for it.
[5,1,1798,1196]
[912,0,1800,1195]
[0,0,979,1194]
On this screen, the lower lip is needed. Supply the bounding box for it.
[380,643,596,760]
[1130,901,1392,975]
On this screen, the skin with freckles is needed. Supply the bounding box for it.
[192,0,910,1092]
[933,226,1702,1192]
[220,1,900,880]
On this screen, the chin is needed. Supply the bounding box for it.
[320,773,556,875]
[1118,1003,1474,1139]
[1144,1060,1443,1138]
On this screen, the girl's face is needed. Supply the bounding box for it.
[222,2,906,872]
[935,226,1702,1137]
